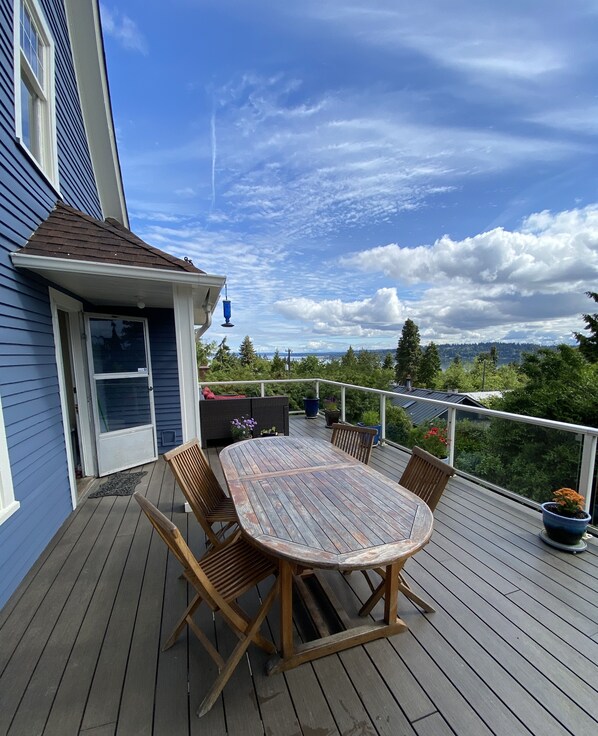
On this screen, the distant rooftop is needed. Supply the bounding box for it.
[391,385,484,425]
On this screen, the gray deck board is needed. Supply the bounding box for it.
[0,415,597,735]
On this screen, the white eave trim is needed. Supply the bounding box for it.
[63,0,128,225]
[10,252,226,288]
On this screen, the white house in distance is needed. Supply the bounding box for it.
[0,0,225,608]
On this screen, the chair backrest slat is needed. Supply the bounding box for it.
[133,492,243,623]
[399,446,455,511]
[330,424,378,464]
[164,439,225,516]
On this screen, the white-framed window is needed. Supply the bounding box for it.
[14,0,58,186]
[0,393,20,526]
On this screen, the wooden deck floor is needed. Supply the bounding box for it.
[1,416,598,736]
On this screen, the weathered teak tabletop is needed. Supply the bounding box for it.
[219,436,434,673]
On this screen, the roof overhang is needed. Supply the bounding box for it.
[10,253,225,325]
[63,0,128,225]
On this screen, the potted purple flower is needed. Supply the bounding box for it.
[230,416,257,441]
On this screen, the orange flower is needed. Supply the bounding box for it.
[552,487,585,516]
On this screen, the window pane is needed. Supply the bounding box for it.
[95,378,151,433]
[20,2,44,86]
[90,319,148,374]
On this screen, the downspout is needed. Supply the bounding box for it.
[195,289,213,339]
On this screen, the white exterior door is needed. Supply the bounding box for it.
[86,315,157,476]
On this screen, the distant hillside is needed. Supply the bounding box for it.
[370,342,547,368]
[275,342,552,368]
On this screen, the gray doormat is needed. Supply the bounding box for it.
[89,471,147,498]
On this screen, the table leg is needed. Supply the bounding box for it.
[383,561,399,624]
[280,559,294,659]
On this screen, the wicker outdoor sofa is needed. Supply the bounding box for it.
[199,394,290,447]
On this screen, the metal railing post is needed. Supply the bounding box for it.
[260,382,265,397]
[446,407,456,465]
[341,386,346,422]
[379,394,386,444]
[579,432,597,514]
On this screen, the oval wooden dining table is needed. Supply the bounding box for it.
[219,435,434,673]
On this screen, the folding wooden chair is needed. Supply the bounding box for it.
[359,446,456,616]
[330,423,378,464]
[164,439,238,549]
[133,492,279,717]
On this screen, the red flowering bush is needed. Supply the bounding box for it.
[410,421,449,458]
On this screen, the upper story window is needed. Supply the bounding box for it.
[14,0,58,186]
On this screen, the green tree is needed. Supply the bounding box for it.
[418,342,441,388]
[395,319,421,384]
[195,337,216,366]
[474,345,598,503]
[439,355,472,392]
[341,346,357,369]
[238,335,257,366]
[270,349,287,377]
[385,403,412,445]
[382,353,394,371]
[212,337,236,369]
[574,291,598,363]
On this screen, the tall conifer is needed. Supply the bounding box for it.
[395,319,421,384]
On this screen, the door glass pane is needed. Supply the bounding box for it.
[95,378,151,433]
[90,319,147,374]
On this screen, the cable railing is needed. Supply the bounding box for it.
[200,377,598,518]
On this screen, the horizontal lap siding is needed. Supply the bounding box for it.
[148,309,182,454]
[0,0,103,608]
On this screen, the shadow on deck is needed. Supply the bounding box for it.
[1,415,597,735]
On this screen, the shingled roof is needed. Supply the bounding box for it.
[391,386,484,425]
[17,201,203,274]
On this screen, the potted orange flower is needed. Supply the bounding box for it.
[541,488,591,547]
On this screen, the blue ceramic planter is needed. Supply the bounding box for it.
[303,397,320,418]
[541,502,590,545]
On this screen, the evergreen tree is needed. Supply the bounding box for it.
[212,337,235,368]
[418,342,441,388]
[395,319,421,384]
[239,335,257,366]
[341,346,357,369]
[489,344,499,366]
[195,337,216,366]
[270,349,287,377]
[574,291,598,363]
[382,353,394,371]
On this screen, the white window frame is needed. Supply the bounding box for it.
[0,393,20,526]
[13,0,59,188]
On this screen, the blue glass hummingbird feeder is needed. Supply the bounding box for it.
[221,285,234,328]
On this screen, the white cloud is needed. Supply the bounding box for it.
[100,5,148,54]
[274,204,597,343]
[276,288,409,336]
[343,204,598,290]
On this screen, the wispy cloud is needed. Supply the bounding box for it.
[100,5,148,54]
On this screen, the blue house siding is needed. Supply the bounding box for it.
[148,309,183,454]
[0,0,105,609]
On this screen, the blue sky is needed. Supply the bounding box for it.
[100,0,598,354]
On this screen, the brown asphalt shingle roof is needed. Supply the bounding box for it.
[16,201,204,274]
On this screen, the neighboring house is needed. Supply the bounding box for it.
[0,0,225,608]
[391,386,485,426]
